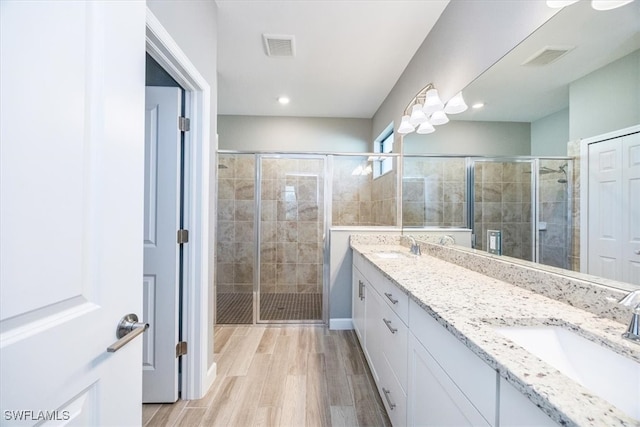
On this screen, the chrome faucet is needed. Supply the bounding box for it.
[439,235,455,246]
[619,289,640,343]
[408,237,421,256]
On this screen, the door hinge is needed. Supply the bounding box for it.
[176,341,188,358]
[178,116,190,132]
[177,229,189,244]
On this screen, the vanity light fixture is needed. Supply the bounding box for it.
[546,0,579,6]
[591,0,634,9]
[397,83,468,135]
[430,110,450,126]
[472,102,485,109]
[443,92,469,114]
[546,0,635,9]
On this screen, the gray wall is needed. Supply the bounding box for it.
[531,108,570,156]
[569,49,640,140]
[403,120,531,156]
[373,1,559,139]
[218,115,372,152]
[146,0,219,371]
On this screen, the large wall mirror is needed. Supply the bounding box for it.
[401,0,639,290]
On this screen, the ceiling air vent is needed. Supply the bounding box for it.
[262,34,296,57]
[521,46,574,66]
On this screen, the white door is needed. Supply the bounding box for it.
[588,132,640,285]
[143,87,182,403]
[622,133,640,285]
[588,138,624,280]
[0,1,146,425]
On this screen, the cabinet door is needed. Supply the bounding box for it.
[499,378,557,426]
[365,284,384,383]
[352,266,367,345]
[408,334,491,427]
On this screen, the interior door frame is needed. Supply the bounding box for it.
[146,9,214,399]
[580,124,640,275]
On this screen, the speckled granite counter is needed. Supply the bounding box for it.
[350,238,640,427]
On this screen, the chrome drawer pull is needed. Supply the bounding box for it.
[384,292,398,304]
[383,318,397,334]
[382,387,396,410]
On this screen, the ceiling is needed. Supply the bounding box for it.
[455,0,640,123]
[215,0,449,119]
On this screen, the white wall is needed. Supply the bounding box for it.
[403,120,531,156]
[531,108,570,156]
[218,115,372,152]
[373,1,559,140]
[146,0,219,371]
[569,49,640,141]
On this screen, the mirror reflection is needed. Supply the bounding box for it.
[401,0,639,288]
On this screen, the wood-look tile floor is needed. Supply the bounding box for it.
[143,325,391,427]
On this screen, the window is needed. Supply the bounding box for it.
[373,124,394,178]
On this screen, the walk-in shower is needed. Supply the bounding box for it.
[470,157,573,268]
[402,155,574,269]
[215,153,326,324]
[215,152,398,325]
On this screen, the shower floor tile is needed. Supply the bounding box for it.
[216,292,322,324]
[216,293,252,324]
[260,292,322,321]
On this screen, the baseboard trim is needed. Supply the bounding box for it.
[329,318,353,330]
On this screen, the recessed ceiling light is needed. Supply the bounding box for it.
[472,102,485,109]
[277,96,290,105]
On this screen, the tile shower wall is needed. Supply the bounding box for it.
[538,159,571,269]
[403,157,467,227]
[474,161,533,261]
[216,154,256,294]
[567,141,581,272]
[371,158,398,226]
[260,157,324,294]
[332,156,375,226]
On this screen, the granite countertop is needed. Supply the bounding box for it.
[350,242,640,427]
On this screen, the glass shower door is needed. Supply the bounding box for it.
[257,155,326,323]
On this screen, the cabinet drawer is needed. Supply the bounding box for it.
[354,251,409,324]
[409,299,496,425]
[377,350,408,427]
[377,275,408,324]
[379,299,408,392]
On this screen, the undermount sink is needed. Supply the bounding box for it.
[374,251,410,259]
[496,325,640,420]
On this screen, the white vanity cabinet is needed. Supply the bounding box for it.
[351,251,560,427]
[352,252,408,426]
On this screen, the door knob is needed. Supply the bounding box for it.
[635,249,640,255]
[107,313,149,353]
